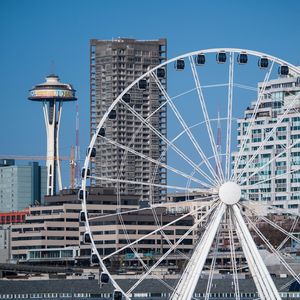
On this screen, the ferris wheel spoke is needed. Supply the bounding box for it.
[126,202,218,295]
[232,61,275,181]
[87,195,216,222]
[241,203,300,245]
[245,199,300,218]
[277,215,299,251]
[151,73,219,182]
[102,203,217,261]
[237,91,300,184]
[115,215,182,292]
[234,83,257,92]
[158,84,230,109]
[246,166,300,188]
[171,83,232,102]
[225,52,235,181]
[240,135,300,186]
[88,175,210,193]
[150,72,221,185]
[189,56,224,182]
[101,135,213,189]
[228,208,240,300]
[244,213,300,286]
[119,99,218,186]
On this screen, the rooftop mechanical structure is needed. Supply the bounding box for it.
[28,75,77,196]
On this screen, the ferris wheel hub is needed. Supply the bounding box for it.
[218,181,241,205]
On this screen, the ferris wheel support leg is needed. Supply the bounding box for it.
[234,216,267,299]
[171,203,226,300]
[232,205,281,300]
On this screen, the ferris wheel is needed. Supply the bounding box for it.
[80,48,300,300]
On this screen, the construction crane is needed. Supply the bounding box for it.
[0,155,69,161]
[74,103,81,187]
[70,146,76,189]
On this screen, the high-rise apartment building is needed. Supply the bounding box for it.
[0,159,47,212]
[233,74,300,213]
[90,38,167,202]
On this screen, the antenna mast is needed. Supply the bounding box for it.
[75,103,81,187]
[216,110,222,176]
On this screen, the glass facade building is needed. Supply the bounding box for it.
[0,159,47,212]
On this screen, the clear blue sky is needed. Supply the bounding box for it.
[0,0,300,187]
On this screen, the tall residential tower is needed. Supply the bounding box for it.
[90,38,167,202]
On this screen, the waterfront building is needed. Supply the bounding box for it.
[90,38,167,202]
[0,278,297,300]
[10,187,208,271]
[10,187,138,263]
[0,159,47,212]
[233,74,300,213]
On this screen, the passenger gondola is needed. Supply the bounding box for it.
[122,93,130,103]
[216,51,226,63]
[113,290,123,300]
[81,168,90,178]
[278,65,289,76]
[195,54,205,65]
[138,79,147,89]
[83,232,91,244]
[237,52,248,64]
[108,109,117,119]
[100,272,110,284]
[156,68,166,78]
[98,128,105,137]
[258,57,269,68]
[87,147,96,158]
[91,253,99,265]
[174,59,185,70]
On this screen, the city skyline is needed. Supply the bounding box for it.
[1,0,300,188]
[1,2,300,298]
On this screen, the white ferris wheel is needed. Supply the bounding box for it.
[80,48,300,300]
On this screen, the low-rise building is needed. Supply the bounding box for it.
[10,187,212,272]
[0,224,11,263]
[10,187,138,263]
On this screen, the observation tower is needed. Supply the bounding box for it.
[28,75,77,195]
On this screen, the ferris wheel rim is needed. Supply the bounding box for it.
[80,48,300,299]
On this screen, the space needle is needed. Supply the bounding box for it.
[28,75,77,195]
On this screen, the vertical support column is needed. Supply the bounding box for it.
[56,101,63,191]
[42,100,57,196]
[171,203,225,300]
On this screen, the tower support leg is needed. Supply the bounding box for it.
[42,100,63,195]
